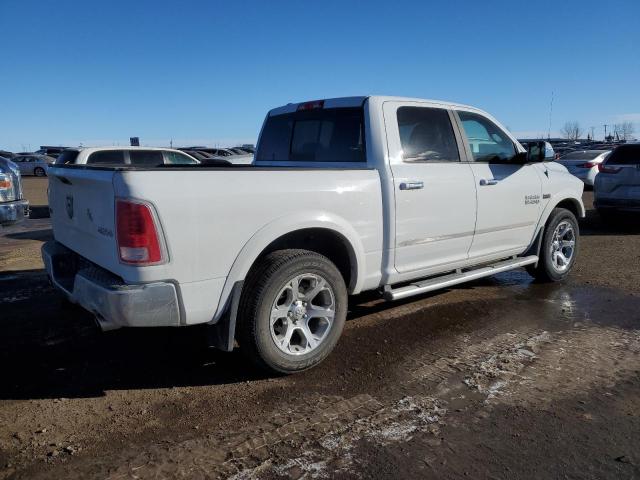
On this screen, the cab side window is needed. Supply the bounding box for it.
[457,111,516,163]
[397,107,459,162]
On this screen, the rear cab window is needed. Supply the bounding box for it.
[256,106,365,164]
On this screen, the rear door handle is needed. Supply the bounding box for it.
[399,181,424,190]
[479,178,498,186]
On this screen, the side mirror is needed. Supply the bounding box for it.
[526,141,555,162]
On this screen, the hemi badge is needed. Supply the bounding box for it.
[543,193,551,199]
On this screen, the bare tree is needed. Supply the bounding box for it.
[613,124,622,141]
[561,121,583,140]
[620,121,635,140]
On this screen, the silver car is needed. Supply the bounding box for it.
[557,149,611,186]
[11,154,54,176]
[594,144,640,216]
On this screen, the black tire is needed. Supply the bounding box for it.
[34,167,46,177]
[237,249,347,374]
[526,208,579,282]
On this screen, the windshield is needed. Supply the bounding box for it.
[256,107,365,163]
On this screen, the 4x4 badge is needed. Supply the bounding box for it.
[65,195,74,219]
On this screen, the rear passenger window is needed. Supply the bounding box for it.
[397,107,460,162]
[130,150,164,166]
[87,151,125,165]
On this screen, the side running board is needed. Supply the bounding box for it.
[384,255,539,301]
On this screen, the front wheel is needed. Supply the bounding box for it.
[237,249,347,373]
[527,208,579,282]
[34,167,46,177]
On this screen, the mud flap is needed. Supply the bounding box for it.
[206,281,243,352]
[524,227,544,268]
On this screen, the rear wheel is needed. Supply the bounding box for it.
[526,208,579,282]
[34,167,46,177]
[237,249,347,373]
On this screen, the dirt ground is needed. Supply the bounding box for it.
[0,177,639,479]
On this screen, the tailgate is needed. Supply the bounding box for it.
[48,167,119,272]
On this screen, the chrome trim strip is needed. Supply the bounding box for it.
[398,222,535,247]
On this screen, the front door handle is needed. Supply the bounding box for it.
[399,181,424,190]
[479,178,499,186]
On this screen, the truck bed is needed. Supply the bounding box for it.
[47,164,384,325]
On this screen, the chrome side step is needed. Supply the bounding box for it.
[384,255,539,301]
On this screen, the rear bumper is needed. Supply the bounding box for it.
[42,241,181,330]
[0,199,29,225]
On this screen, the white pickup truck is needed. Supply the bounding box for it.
[43,96,584,373]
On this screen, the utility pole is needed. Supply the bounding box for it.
[547,91,554,139]
[603,124,608,141]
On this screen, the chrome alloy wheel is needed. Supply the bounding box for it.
[550,220,576,273]
[270,273,335,355]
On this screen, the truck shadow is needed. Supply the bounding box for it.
[2,265,639,401]
[579,208,640,236]
[0,270,271,400]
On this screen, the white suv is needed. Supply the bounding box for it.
[56,147,199,166]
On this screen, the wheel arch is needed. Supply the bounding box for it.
[525,194,584,262]
[212,212,366,323]
[554,197,584,219]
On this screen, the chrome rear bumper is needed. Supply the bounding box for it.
[42,241,181,330]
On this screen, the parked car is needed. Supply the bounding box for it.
[183,147,236,157]
[0,150,15,160]
[180,147,253,165]
[0,156,29,226]
[11,154,54,176]
[55,147,199,166]
[43,96,584,373]
[594,144,640,217]
[557,150,611,186]
[178,148,211,161]
[34,146,68,158]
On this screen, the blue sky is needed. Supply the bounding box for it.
[1,0,638,151]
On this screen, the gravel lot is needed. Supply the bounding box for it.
[0,177,639,479]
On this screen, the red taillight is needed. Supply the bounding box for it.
[598,164,622,174]
[116,199,164,265]
[297,100,324,111]
[581,161,597,168]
